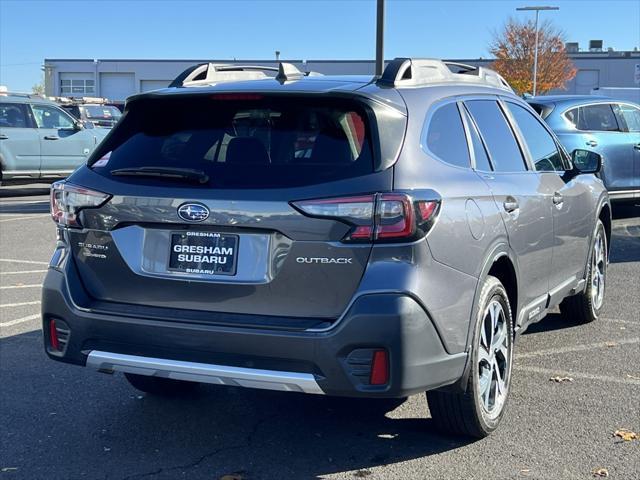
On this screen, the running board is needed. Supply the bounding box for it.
[86,351,324,395]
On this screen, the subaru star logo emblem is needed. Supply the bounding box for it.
[177,203,210,222]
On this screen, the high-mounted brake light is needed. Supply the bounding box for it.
[209,93,264,101]
[50,181,111,228]
[292,193,439,243]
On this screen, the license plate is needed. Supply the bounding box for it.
[169,232,238,276]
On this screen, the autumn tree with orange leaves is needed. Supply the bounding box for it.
[490,18,576,95]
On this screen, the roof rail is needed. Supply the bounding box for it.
[377,57,513,92]
[169,62,313,88]
[0,88,45,99]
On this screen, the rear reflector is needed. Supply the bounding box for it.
[49,319,60,351]
[292,193,439,243]
[370,350,389,385]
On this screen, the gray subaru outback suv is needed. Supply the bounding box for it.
[42,59,610,438]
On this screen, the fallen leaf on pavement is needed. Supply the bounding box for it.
[626,374,640,380]
[220,473,245,480]
[613,428,637,441]
[353,470,373,478]
[592,467,609,477]
[605,342,616,347]
[549,376,574,383]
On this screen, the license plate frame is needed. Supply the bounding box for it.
[168,231,239,276]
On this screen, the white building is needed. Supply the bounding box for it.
[43,49,640,102]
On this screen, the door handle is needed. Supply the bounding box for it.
[585,140,598,147]
[0,134,8,140]
[553,192,564,206]
[44,135,60,140]
[503,198,519,213]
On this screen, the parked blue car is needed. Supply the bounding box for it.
[527,95,640,201]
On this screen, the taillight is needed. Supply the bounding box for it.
[50,181,111,228]
[292,193,439,243]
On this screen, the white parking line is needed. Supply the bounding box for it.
[603,318,640,326]
[515,338,640,359]
[515,365,640,386]
[0,270,47,275]
[0,259,49,265]
[0,301,41,308]
[0,314,40,328]
[0,214,49,223]
[0,284,42,290]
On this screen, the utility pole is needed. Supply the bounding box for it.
[375,0,385,76]
[516,6,559,96]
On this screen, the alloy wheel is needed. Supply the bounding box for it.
[477,299,510,419]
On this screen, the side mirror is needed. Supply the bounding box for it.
[82,120,95,130]
[571,149,602,174]
[74,120,84,131]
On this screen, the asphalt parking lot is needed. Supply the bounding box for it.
[0,184,638,480]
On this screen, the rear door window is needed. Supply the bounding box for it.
[465,99,527,172]
[425,102,470,168]
[618,104,640,132]
[565,104,620,131]
[505,102,566,172]
[89,95,374,188]
[0,103,29,128]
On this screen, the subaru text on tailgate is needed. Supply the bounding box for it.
[42,59,610,437]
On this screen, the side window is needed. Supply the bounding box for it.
[505,102,565,172]
[565,104,620,131]
[618,104,640,132]
[425,102,470,168]
[31,104,75,129]
[0,103,29,128]
[465,100,527,172]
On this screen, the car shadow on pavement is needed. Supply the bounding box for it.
[521,312,582,335]
[0,330,474,480]
[0,186,51,198]
[0,201,50,214]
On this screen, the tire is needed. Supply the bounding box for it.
[427,275,514,438]
[124,373,200,396]
[559,220,607,324]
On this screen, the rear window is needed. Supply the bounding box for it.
[89,95,374,188]
[83,105,122,120]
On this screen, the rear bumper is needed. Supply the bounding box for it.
[42,268,467,398]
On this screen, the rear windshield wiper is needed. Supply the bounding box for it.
[110,167,209,184]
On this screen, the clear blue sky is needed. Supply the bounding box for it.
[1,0,638,91]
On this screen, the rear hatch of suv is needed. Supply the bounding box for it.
[59,91,406,329]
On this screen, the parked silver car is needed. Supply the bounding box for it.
[0,93,108,185]
[42,59,610,438]
[527,95,640,201]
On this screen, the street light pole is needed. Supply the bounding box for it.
[516,5,559,96]
[375,0,385,76]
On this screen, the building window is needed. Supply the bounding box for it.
[60,79,94,95]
